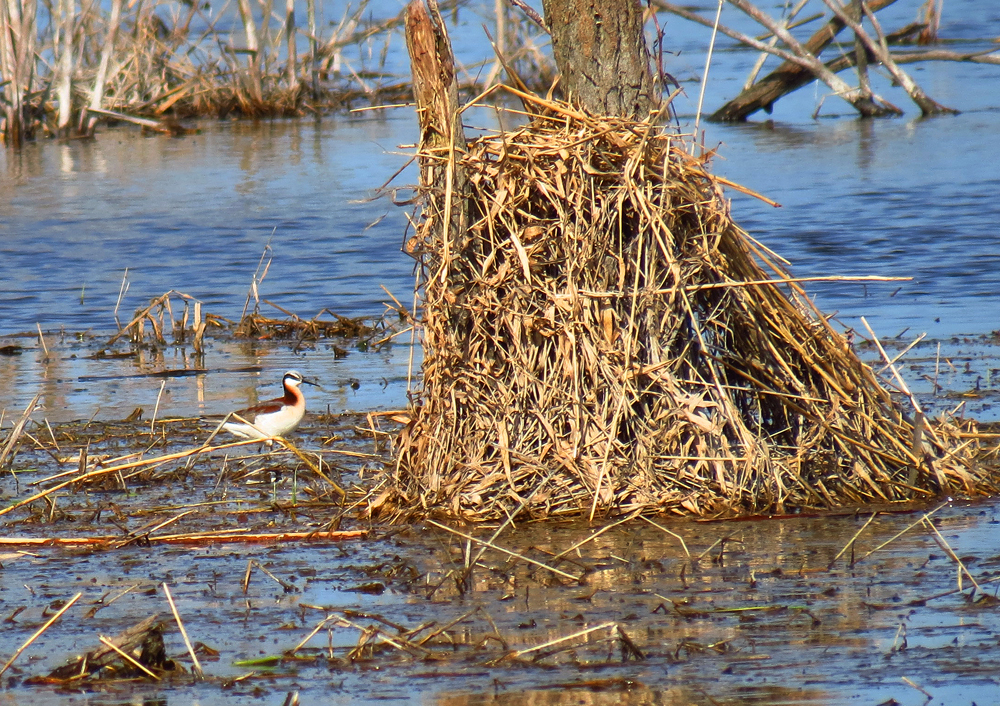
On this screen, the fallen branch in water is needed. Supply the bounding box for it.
[0,529,368,548]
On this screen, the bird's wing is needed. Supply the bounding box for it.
[231,399,285,420]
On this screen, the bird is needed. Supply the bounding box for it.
[222,370,319,440]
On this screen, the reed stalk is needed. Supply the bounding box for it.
[54,0,74,132]
[0,0,35,145]
[85,0,123,134]
[305,0,317,95]
[237,0,263,105]
[284,0,298,91]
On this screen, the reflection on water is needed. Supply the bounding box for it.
[0,334,414,423]
[0,115,419,335]
[3,499,1000,705]
[439,684,828,706]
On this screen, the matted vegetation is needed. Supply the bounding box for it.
[390,92,999,521]
[0,0,554,145]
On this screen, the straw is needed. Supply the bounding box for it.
[0,592,82,677]
[391,93,995,521]
[162,583,204,678]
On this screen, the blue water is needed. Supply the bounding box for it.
[3,4,1000,706]
[0,115,420,333]
[2,1,1000,423]
[3,3,1000,341]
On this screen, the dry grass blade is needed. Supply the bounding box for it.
[513,621,616,658]
[289,615,337,655]
[97,635,160,680]
[828,512,878,568]
[922,517,982,595]
[0,529,368,547]
[0,592,82,678]
[278,439,346,498]
[855,500,950,564]
[638,516,691,558]
[552,511,640,561]
[426,520,580,581]
[162,583,204,679]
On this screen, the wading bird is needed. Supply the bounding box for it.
[223,370,318,440]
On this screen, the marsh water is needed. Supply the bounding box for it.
[3,1,1000,704]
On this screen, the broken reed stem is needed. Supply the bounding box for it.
[461,470,558,580]
[553,511,641,561]
[278,439,346,498]
[638,516,692,558]
[161,583,204,679]
[151,379,167,435]
[0,592,83,678]
[861,317,922,415]
[240,241,273,322]
[513,621,616,658]
[0,392,41,473]
[98,635,160,680]
[877,332,927,376]
[336,613,429,658]
[692,0,724,149]
[426,520,579,581]
[922,517,982,594]
[290,615,337,655]
[36,324,49,359]
[112,509,198,547]
[247,560,296,592]
[829,511,878,568]
[901,676,933,700]
[855,500,951,564]
[0,529,368,547]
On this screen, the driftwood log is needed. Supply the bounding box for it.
[654,0,961,121]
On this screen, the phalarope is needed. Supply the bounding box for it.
[222,370,318,440]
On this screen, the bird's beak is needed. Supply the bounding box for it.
[302,377,320,388]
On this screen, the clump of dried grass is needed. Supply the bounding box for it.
[390,94,997,521]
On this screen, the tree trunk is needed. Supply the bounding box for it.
[541,0,656,118]
[285,0,298,92]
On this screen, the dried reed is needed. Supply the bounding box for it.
[392,93,997,521]
[1,0,435,144]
